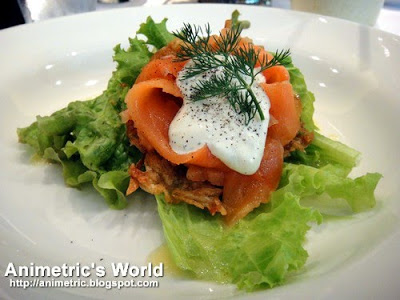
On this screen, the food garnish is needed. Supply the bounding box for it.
[174,23,290,124]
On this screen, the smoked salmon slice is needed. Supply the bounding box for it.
[263,66,290,83]
[135,57,186,83]
[222,138,284,225]
[125,78,228,170]
[125,36,302,224]
[261,81,300,146]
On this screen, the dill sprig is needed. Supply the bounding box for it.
[173,23,291,124]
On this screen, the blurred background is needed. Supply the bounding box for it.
[1,0,399,35]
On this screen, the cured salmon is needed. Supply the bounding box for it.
[261,81,300,146]
[223,138,283,225]
[125,32,303,224]
[135,57,186,83]
[125,78,228,170]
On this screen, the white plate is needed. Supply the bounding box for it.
[1,4,399,299]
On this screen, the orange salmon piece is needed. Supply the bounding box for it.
[261,81,300,146]
[262,65,290,83]
[222,138,284,225]
[125,78,227,170]
[135,57,186,83]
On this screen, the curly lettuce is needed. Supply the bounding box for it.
[17,17,174,208]
[157,192,321,291]
[157,158,381,291]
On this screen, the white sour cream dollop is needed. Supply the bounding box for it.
[168,60,270,175]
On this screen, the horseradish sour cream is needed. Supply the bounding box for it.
[169,60,270,175]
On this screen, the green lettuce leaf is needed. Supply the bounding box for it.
[286,132,361,175]
[109,37,152,92]
[137,17,175,49]
[285,60,363,173]
[93,171,131,209]
[157,160,381,291]
[277,163,382,213]
[157,193,321,291]
[286,56,316,132]
[17,16,173,208]
[231,10,250,30]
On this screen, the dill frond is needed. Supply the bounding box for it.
[173,23,291,124]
